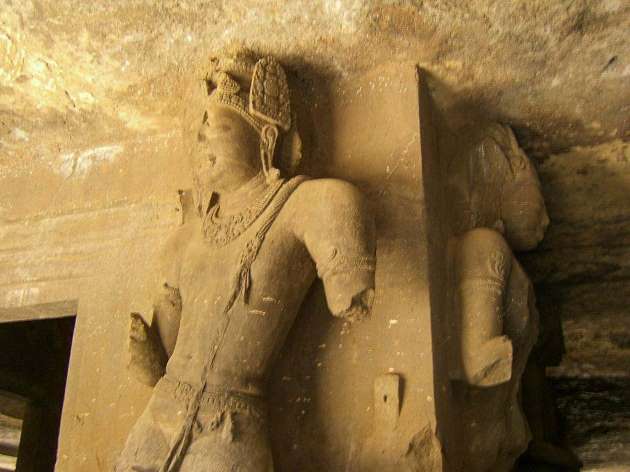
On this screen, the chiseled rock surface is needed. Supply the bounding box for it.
[552,377,630,471]
[0,414,21,454]
[521,140,630,378]
[520,140,630,470]
[0,0,628,175]
[1,2,629,470]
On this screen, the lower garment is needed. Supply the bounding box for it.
[116,376,274,472]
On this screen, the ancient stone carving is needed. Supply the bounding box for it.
[452,227,539,470]
[117,49,376,472]
[359,373,445,472]
[448,124,554,470]
[447,123,549,251]
[374,373,401,433]
[454,230,519,387]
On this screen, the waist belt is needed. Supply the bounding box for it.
[158,375,267,421]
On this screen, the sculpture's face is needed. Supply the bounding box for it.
[501,173,550,251]
[192,102,260,193]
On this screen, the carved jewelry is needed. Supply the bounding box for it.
[201,174,285,247]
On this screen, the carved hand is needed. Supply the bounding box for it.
[130,312,149,342]
[128,312,167,387]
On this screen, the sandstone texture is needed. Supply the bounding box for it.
[1,0,629,182]
[1,1,629,471]
[521,140,630,379]
[520,140,630,471]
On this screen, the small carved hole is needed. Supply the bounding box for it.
[383,395,388,403]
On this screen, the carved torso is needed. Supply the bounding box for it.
[117,177,375,472]
[165,178,375,395]
[168,197,315,395]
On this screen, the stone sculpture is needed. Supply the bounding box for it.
[448,124,556,470]
[452,227,539,471]
[453,227,537,388]
[116,49,376,472]
[447,123,549,251]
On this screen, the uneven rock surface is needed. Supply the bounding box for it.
[1,2,629,470]
[552,377,630,471]
[1,0,629,181]
[521,140,630,379]
[520,140,630,470]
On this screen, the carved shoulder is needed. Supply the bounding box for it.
[289,178,369,238]
[288,178,376,318]
[455,227,513,281]
[457,227,511,253]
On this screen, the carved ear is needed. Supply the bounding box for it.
[260,124,281,182]
[249,56,291,131]
[260,124,279,152]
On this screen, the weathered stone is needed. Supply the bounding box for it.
[268,63,448,472]
[1,0,628,178]
[0,2,628,470]
[518,140,630,469]
[521,140,630,379]
[116,50,377,471]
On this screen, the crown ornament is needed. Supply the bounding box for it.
[208,69,265,133]
[202,49,301,180]
[249,57,291,131]
[206,53,291,134]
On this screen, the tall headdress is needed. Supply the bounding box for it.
[203,49,300,182]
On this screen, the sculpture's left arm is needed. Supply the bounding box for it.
[298,179,376,322]
[127,227,185,386]
[454,227,514,386]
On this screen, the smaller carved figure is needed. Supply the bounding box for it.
[448,125,549,394]
[447,124,581,470]
[452,227,539,471]
[448,124,581,470]
[453,228,534,388]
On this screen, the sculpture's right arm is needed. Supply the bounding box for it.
[128,230,184,387]
[454,227,514,387]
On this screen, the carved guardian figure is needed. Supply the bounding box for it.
[448,124,565,471]
[116,50,376,472]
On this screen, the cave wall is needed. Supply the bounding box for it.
[521,140,630,379]
[520,140,630,469]
[0,161,185,469]
[2,0,628,169]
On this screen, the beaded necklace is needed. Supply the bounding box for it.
[201,173,284,246]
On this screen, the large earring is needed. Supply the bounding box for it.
[260,124,280,183]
